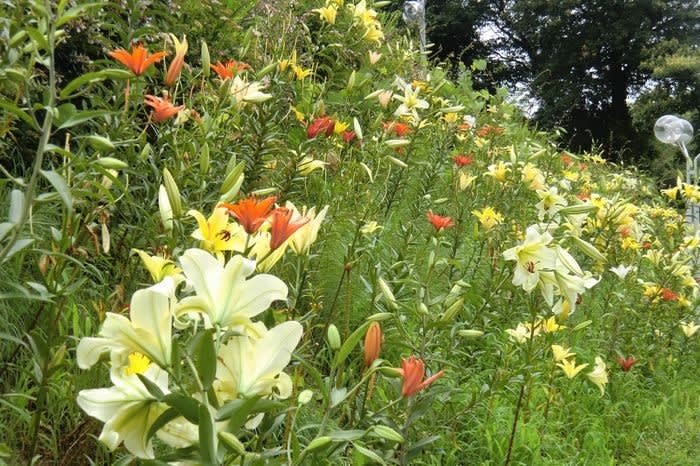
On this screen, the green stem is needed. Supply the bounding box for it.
[0,2,56,263]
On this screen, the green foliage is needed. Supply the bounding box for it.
[0,0,698,464]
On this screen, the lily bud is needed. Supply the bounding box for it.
[364,321,382,366]
[165,34,187,87]
[201,41,210,77]
[327,324,341,350]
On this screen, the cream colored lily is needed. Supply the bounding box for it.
[177,248,287,328]
[586,356,608,396]
[503,226,557,293]
[286,202,329,255]
[214,321,302,402]
[77,363,169,458]
[77,279,175,369]
[393,85,429,120]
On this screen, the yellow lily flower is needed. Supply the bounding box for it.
[472,207,504,232]
[188,207,246,255]
[557,358,588,379]
[551,344,575,362]
[133,249,182,283]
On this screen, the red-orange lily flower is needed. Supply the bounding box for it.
[165,34,188,86]
[144,95,184,122]
[398,356,444,398]
[453,154,474,167]
[222,196,277,234]
[383,121,411,138]
[342,130,357,144]
[427,210,454,231]
[108,43,167,76]
[661,288,678,301]
[307,117,335,139]
[364,322,382,366]
[617,356,637,372]
[268,208,309,250]
[210,60,251,79]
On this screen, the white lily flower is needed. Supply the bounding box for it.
[536,186,567,220]
[393,85,429,120]
[610,264,635,280]
[77,278,175,369]
[229,75,272,104]
[503,226,557,293]
[214,320,303,401]
[177,248,287,328]
[77,363,169,458]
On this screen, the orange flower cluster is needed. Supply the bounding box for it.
[475,124,505,138]
[210,60,251,79]
[427,210,454,232]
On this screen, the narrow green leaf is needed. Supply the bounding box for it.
[198,403,218,465]
[137,374,165,400]
[25,27,48,51]
[56,110,109,129]
[352,442,386,465]
[163,394,200,424]
[0,102,39,130]
[56,2,106,27]
[2,239,34,263]
[146,407,179,441]
[59,69,131,99]
[333,321,370,369]
[40,170,72,213]
[193,329,216,390]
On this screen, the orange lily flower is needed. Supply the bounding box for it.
[222,196,277,234]
[364,322,382,366]
[144,95,184,122]
[427,210,454,231]
[268,208,309,250]
[108,43,167,76]
[382,121,412,138]
[165,34,188,86]
[210,60,251,79]
[453,154,474,167]
[398,356,444,398]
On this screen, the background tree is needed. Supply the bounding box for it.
[426,0,699,174]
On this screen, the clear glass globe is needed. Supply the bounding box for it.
[654,115,694,145]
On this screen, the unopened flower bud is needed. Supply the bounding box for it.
[364,321,382,366]
[327,324,341,350]
[298,389,313,405]
[458,329,484,338]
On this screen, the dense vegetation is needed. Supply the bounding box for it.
[426,0,700,179]
[0,1,698,465]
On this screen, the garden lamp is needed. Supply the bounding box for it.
[655,114,698,227]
